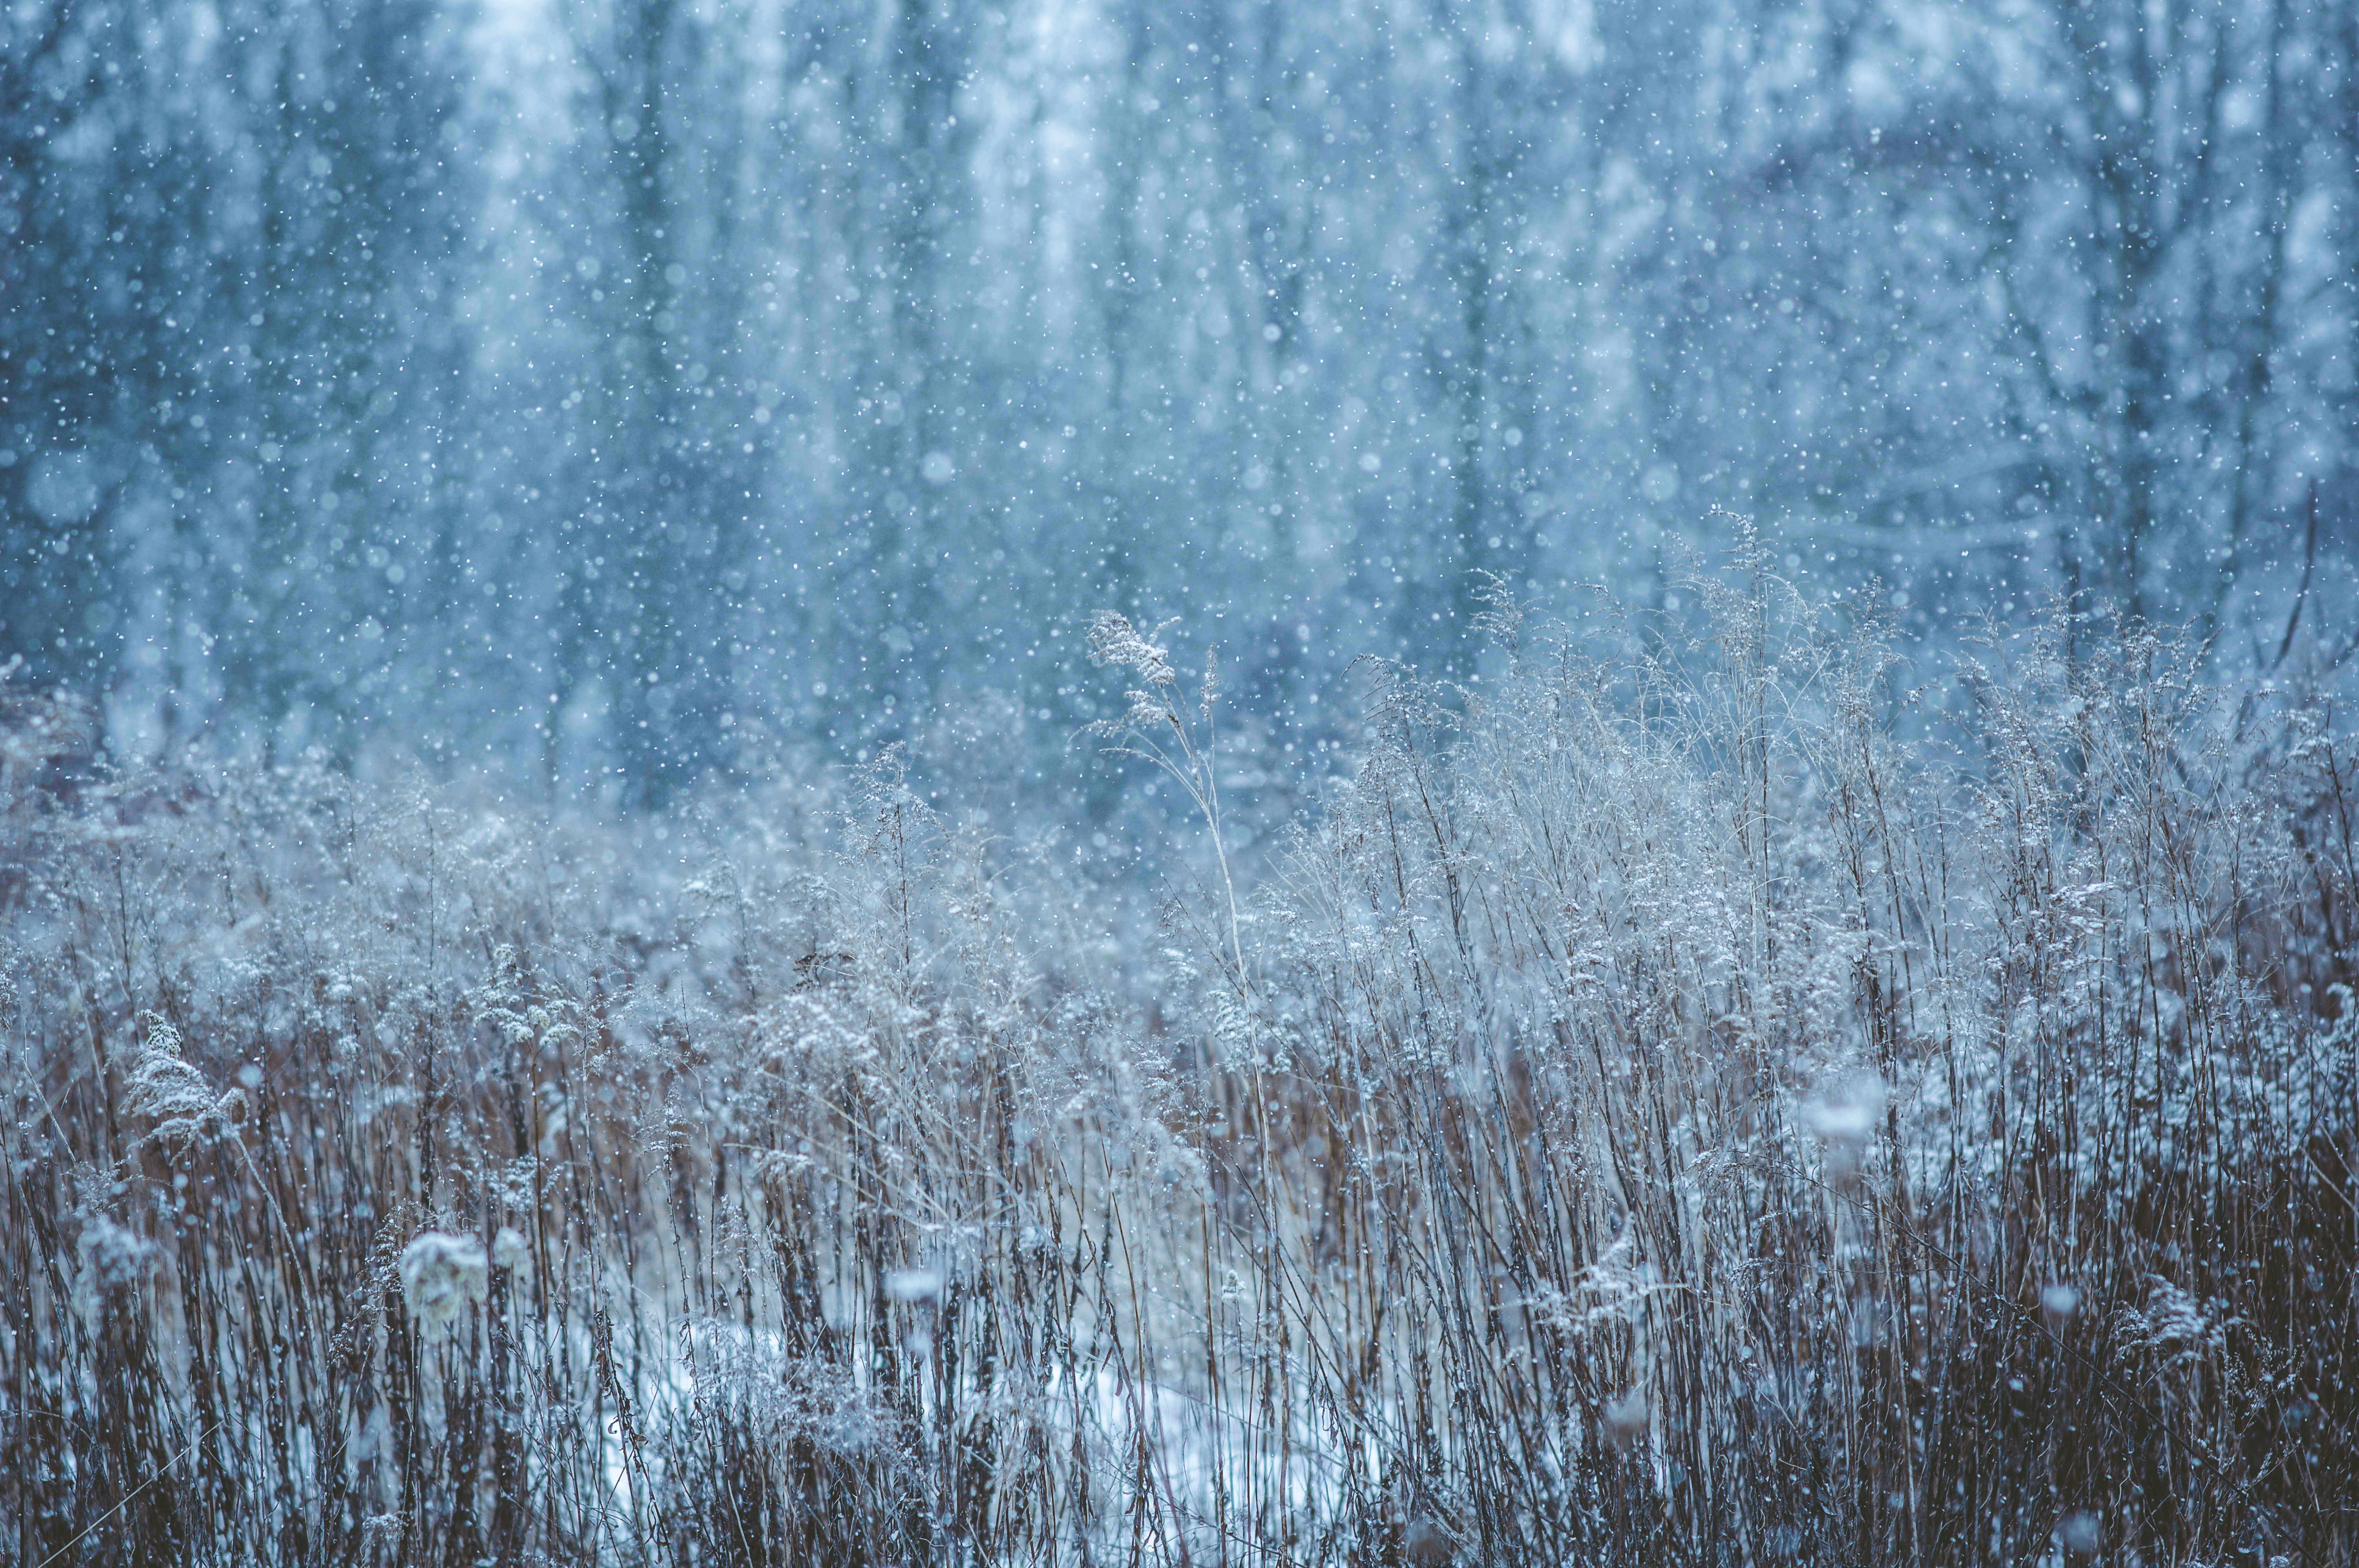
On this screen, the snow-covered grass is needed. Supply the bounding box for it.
[4,557,2353,1566]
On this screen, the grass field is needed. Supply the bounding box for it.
[6,566,2353,1566]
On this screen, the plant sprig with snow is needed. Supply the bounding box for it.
[1082,610,1252,1004]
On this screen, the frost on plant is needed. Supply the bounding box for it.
[1084,610,1177,697]
[123,1014,234,1149]
[400,1231,490,1333]
[492,1225,531,1272]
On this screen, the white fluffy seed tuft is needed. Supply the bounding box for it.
[400,1231,490,1332]
[124,1016,237,1148]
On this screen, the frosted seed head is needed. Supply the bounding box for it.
[124,1015,236,1149]
[400,1232,490,1333]
[1085,611,1176,688]
[125,1052,215,1134]
[493,1227,531,1272]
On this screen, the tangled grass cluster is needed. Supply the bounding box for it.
[2,559,2353,1566]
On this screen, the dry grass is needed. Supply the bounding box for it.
[4,559,2352,1566]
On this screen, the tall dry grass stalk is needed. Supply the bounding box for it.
[2,561,2351,1566]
